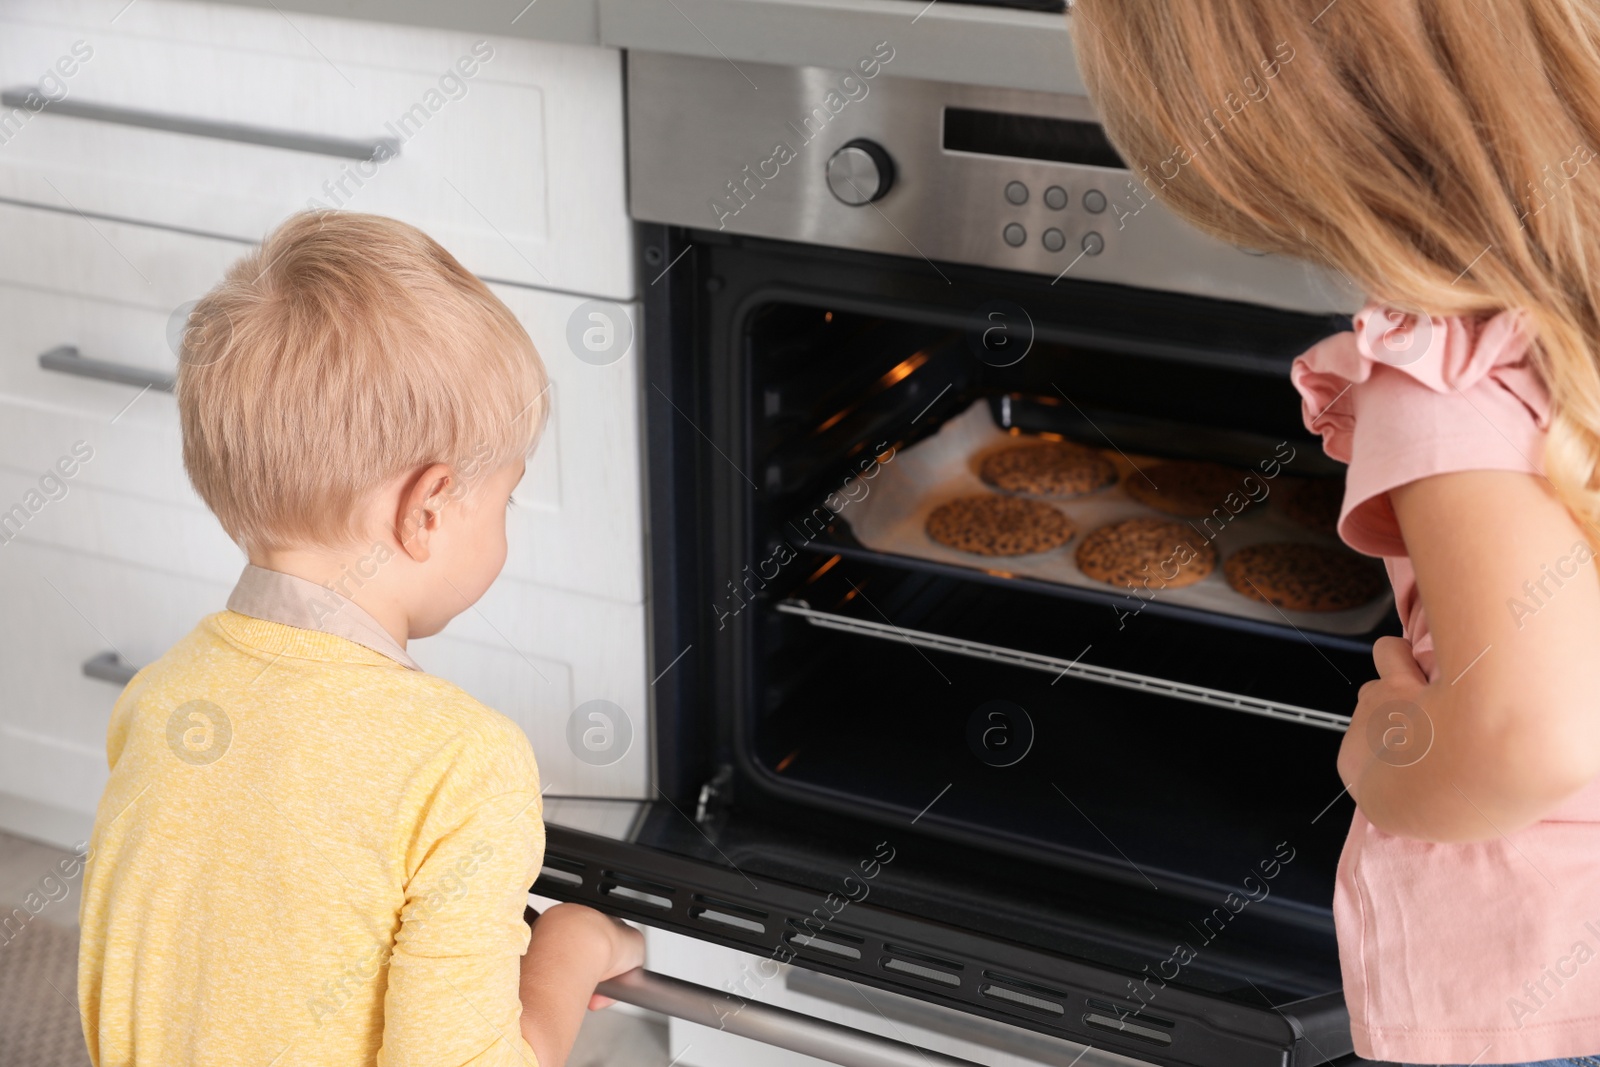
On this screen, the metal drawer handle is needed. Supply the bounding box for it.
[595,968,984,1067]
[0,89,399,162]
[82,651,139,686]
[39,345,176,393]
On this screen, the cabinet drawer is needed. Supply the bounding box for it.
[0,219,645,604]
[0,543,651,820]
[0,197,246,314]
[0,0,632,297]
[0,230,210,511]
[0,459,241,581]
[0,542,234,818]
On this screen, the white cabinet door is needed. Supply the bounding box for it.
[0,0,633,297]
[0,542,235,845]
[491,284,645,605]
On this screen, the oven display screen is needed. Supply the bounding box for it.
[943,106,1126,169]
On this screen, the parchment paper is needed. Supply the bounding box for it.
[840,401,1394,636]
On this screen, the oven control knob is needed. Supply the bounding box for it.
[826,140,895,206]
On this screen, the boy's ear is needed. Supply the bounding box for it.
[396,463,456,563]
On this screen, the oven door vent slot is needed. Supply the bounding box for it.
[979,972,1067,1016]
[775,600,1350,732]
[693,908,767,934]
[783,923,865,960]
[537,866,584,889]
[598,872,676,910]
[881,946,963,987]
[1085,998,1175,1028]
[691,894,768,934]
[1082,1012,1175,1047]
[536,855,588,890]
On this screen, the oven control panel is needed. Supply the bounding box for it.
[991,176,1109,260]
[627,51,1358,316]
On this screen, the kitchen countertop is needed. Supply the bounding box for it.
[203,0,1085,96]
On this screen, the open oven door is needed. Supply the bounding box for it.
[535,796,1368,1067]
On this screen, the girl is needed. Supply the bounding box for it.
[1070,2,1600,1065]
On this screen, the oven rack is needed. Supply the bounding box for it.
[793,517,1389,656]
[776,599,1351,732]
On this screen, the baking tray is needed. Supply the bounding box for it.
[818,399,1395,640]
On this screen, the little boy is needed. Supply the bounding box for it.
[76,211,642,1066]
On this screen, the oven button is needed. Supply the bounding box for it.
[1041,228,1066,252]
[1003,223,1027,247]
[1004,180,1029,205]
[825,139,896,206]
[1082,231,1106,256]
[1083,189,1108,214]
[1043,185,1068,210]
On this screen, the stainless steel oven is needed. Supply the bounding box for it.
[533,49,1395,1067]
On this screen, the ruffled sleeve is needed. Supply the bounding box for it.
[1290,303,1550,558]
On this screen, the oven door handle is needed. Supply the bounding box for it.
[596,968,985,1067]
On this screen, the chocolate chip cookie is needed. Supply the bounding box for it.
[1076,517,1218,591]
[1126,461,1252,518]
[925,494,1077,557]
[1275,477,1344,535]
[978,440,1118,499]
[1224,542,1386,612]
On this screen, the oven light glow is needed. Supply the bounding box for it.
[812,351,930,436]
[775,749,800,773]
[880,351,927,388]
[824,311,833,323]
[807,555,842,582]
[815,408,850,434]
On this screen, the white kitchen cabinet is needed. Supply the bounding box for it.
[0,541,232,847]
[0,203,241,520]
[0,201,644,598]
[0,540,649,851]
[0,0,633,298]
[0,2,649,841]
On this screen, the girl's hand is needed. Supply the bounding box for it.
[1338,635,1431,799]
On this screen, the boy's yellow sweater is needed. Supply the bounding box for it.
[77,601,545,1066]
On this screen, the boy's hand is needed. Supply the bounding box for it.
[525,903,644,1010]
[587,914,645,1010]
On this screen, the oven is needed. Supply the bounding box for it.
[532,48,1395,1067]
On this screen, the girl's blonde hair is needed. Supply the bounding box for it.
[1071,0,1600,531]
[178,211,548,551]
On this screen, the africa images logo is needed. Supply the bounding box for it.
[165,700,233,766]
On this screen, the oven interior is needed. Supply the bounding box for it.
[734,283,1395,908]
[638,232,1401,1037]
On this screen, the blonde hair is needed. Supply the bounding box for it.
[177,211,548,551]
[1071,0,1600,531]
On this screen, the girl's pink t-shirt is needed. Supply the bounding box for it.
[1292,305,1600,1064]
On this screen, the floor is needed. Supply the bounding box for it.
[0,828,672,1067]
